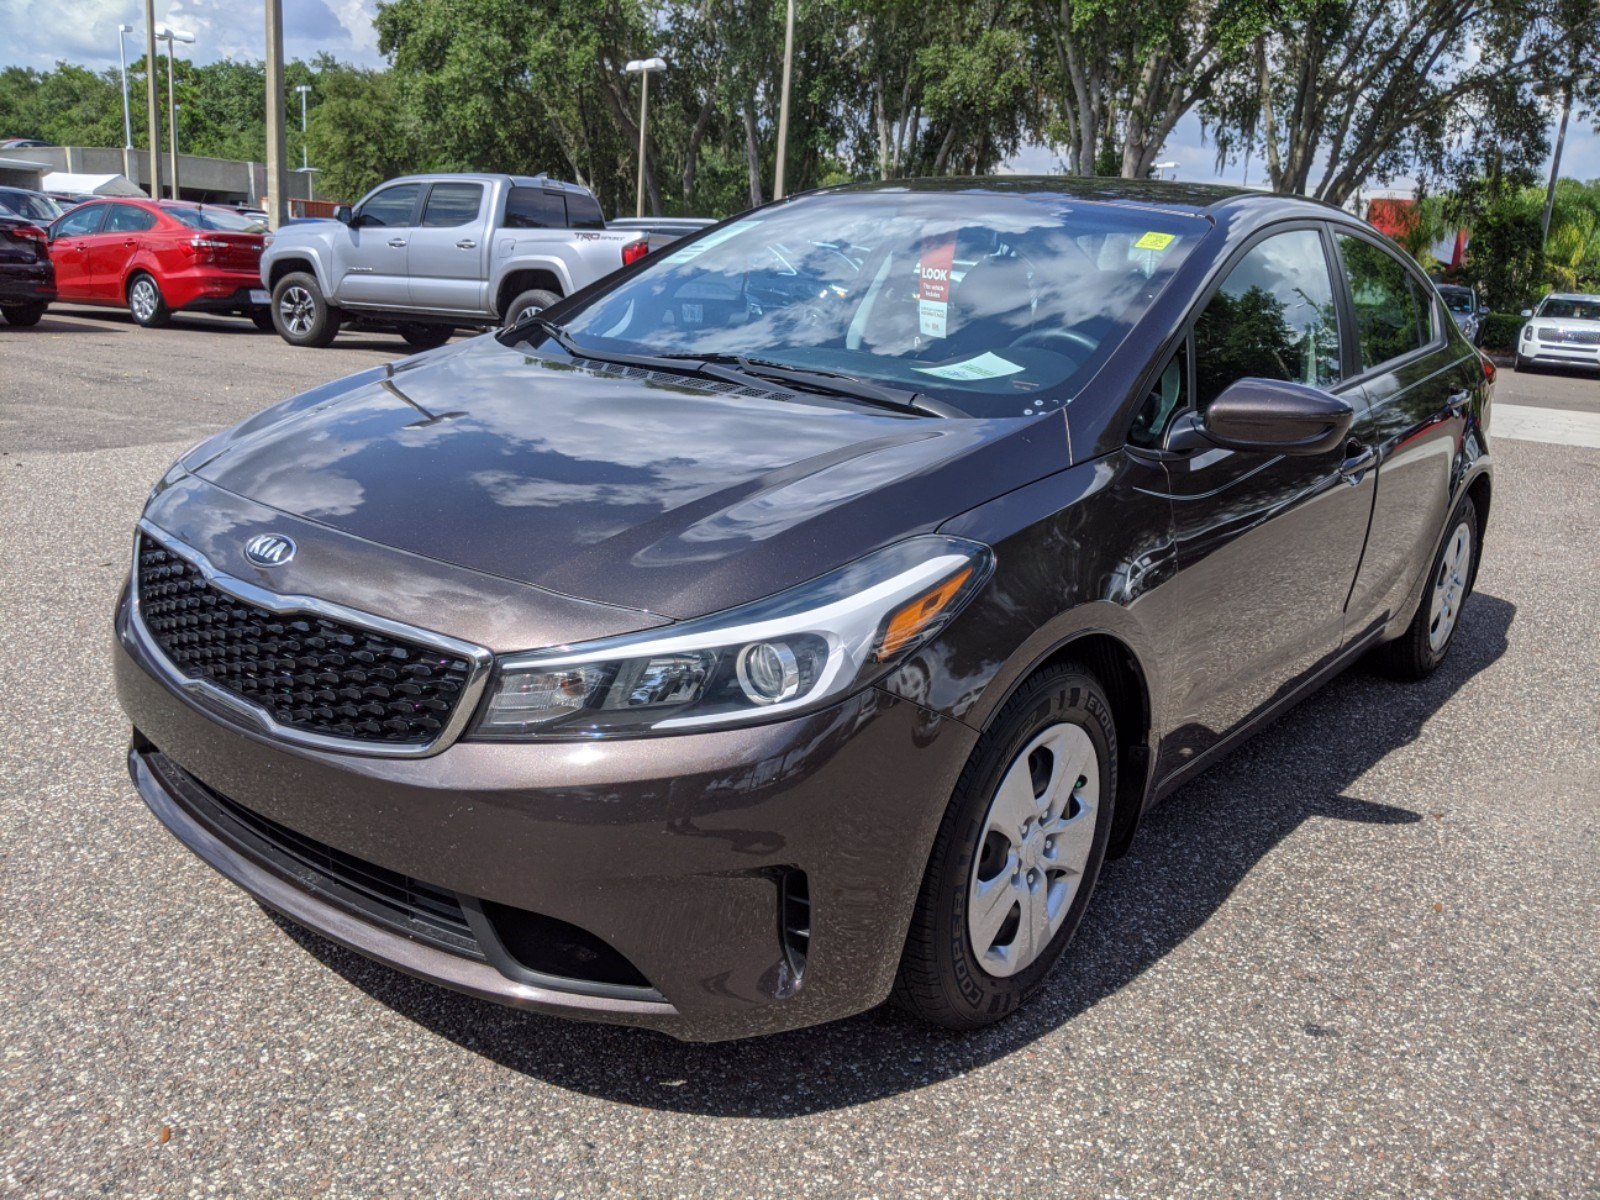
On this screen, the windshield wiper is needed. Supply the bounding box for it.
[658,352,962,417]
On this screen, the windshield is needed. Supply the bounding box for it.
[0,189,62,222]
[1536,296,1600,321]
[1437,286,1475,314]
[530,192,1206,417]
[164,205,267,233]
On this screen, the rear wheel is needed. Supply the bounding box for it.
[503,288,562,329]
[271,271,340,347]
[894,664,1115,1030]
[397,322,452,349]
[1370,495,1478,680]
[127,273,170,328]
[0,302,45,326]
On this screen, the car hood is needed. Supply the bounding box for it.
[189,335,1068,618]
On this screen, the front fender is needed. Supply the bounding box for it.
[261,236,335,295]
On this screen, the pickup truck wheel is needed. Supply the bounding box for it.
[1,302,46,326]
[504,288,561,328]
[397,323,452,350]
[127,273,171,327]
[272,271,340,347]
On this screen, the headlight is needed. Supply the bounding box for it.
[472,535,993,739]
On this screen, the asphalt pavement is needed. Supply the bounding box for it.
[2,307,1597,1198]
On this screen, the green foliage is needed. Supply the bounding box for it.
[1478,312,1526,351]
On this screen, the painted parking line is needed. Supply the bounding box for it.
[1493,404,1600,449]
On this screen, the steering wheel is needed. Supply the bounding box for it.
[1009,327,1099,357]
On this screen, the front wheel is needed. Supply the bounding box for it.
[271,271,340,347]
[127,273,171,327]
[894,664,1115,1030]
[1370,495,1478,680]
[0,302,45,326]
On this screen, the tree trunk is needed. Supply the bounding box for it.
[682,93,715,205]
[743,102,764,207]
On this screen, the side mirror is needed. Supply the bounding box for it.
[1520,308,1533,318]
[334,204,354,225]
[1167,378,1354,457]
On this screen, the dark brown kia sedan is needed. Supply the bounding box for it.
[116,179,1493,1041]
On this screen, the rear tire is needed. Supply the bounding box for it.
[503,288,562,328]
[397,322,452,350]
[894,664,1116,1030]
[0,302,45,326]
[249,307,275,331]
[127,273,170,328]
[1369,495,1478,681]
[271,271,340,347]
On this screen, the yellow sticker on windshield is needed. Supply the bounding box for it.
[1134,231,1176,251]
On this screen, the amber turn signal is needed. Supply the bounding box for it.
[876,566,975,661]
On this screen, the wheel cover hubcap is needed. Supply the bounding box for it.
[130,280,156,319]
[279,286,315,335]
[967,721,1099,978]
[1428,519,1473,652]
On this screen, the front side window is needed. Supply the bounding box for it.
[357,184,420,228]
[1129,343,1190,448]
[1338,234,1431,369]
[105,204,157,233]
[535,193,1206,417]
[420,183,483,228]
[53,204,107,238]
[503,187,566,229]
[1194,229,1342,409]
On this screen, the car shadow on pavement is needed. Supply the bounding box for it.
[273,592,1514,1117]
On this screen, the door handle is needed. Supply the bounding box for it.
[1446,390,1470,417]
[1338,439,1376,485]
[455,238,477,249]
[387,237,407,248]
[123,239,136,247]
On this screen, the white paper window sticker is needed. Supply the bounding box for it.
[663,218,764,265]
[917,238,955,338]
[913,352,1026,381]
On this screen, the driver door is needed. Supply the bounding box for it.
[332,182,421,306]
[1137,225,1376,780]
[49,202,108,301]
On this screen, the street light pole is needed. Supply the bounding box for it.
[116,25,134,150]
[622,58,666,219]
[265,0,288,230]
[156,27,194,201]
[143,0,160,198]
[774,0,795,199]
[295,84,314,206]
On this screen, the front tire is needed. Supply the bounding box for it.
[1370,495,1478,680]
[397,322,452,349]
[127,273,170,327]
[271,271,340,347]
[0,302,45,326]
[894,664,1115,1030]
[503,287,562,329]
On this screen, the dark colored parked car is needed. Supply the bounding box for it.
[0,188,60,325]
[115,179,1493,1041]
[1436,283,1487,344]
[48,198,270,328]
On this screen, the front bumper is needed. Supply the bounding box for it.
[1519,339,1600,369]
[115,585,978,1041]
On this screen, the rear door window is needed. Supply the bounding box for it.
[357,184,421,228]
[1336,235,1433,370]
[503,187,566,229]
[420,183,484,228]
[564,192,604,230]
[105,204,157,233]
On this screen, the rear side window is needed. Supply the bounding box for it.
[503,187,565,229]
[420,183,483,228]
[1337,235,1431,369]
[564,192,604,230]
[1194,229,1343,410]
[105,204,157,233]
[357,184,421,228]
[54,204,107,237]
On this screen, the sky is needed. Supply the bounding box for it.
[3,0,1596,189]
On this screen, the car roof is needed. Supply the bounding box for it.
[382,172,594,196]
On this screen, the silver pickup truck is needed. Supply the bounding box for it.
[259,173,653,348]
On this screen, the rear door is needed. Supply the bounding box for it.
[406,181,488,314]
[48,202,108,300]
[95,203,158,299]
[1139,224,1376,777]
[1334,231,1475,639]
[332,182,421,306]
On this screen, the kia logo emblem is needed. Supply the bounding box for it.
[244,533,296,568]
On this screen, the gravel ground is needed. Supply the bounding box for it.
[2,310,1598,1198]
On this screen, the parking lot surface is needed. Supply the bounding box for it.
[3,308,1598,1197]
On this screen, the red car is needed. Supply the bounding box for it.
[47,198,271,329]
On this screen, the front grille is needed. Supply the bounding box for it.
[1535,324,1600,345]
[136,533,473,745]
[160,752,482,958]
